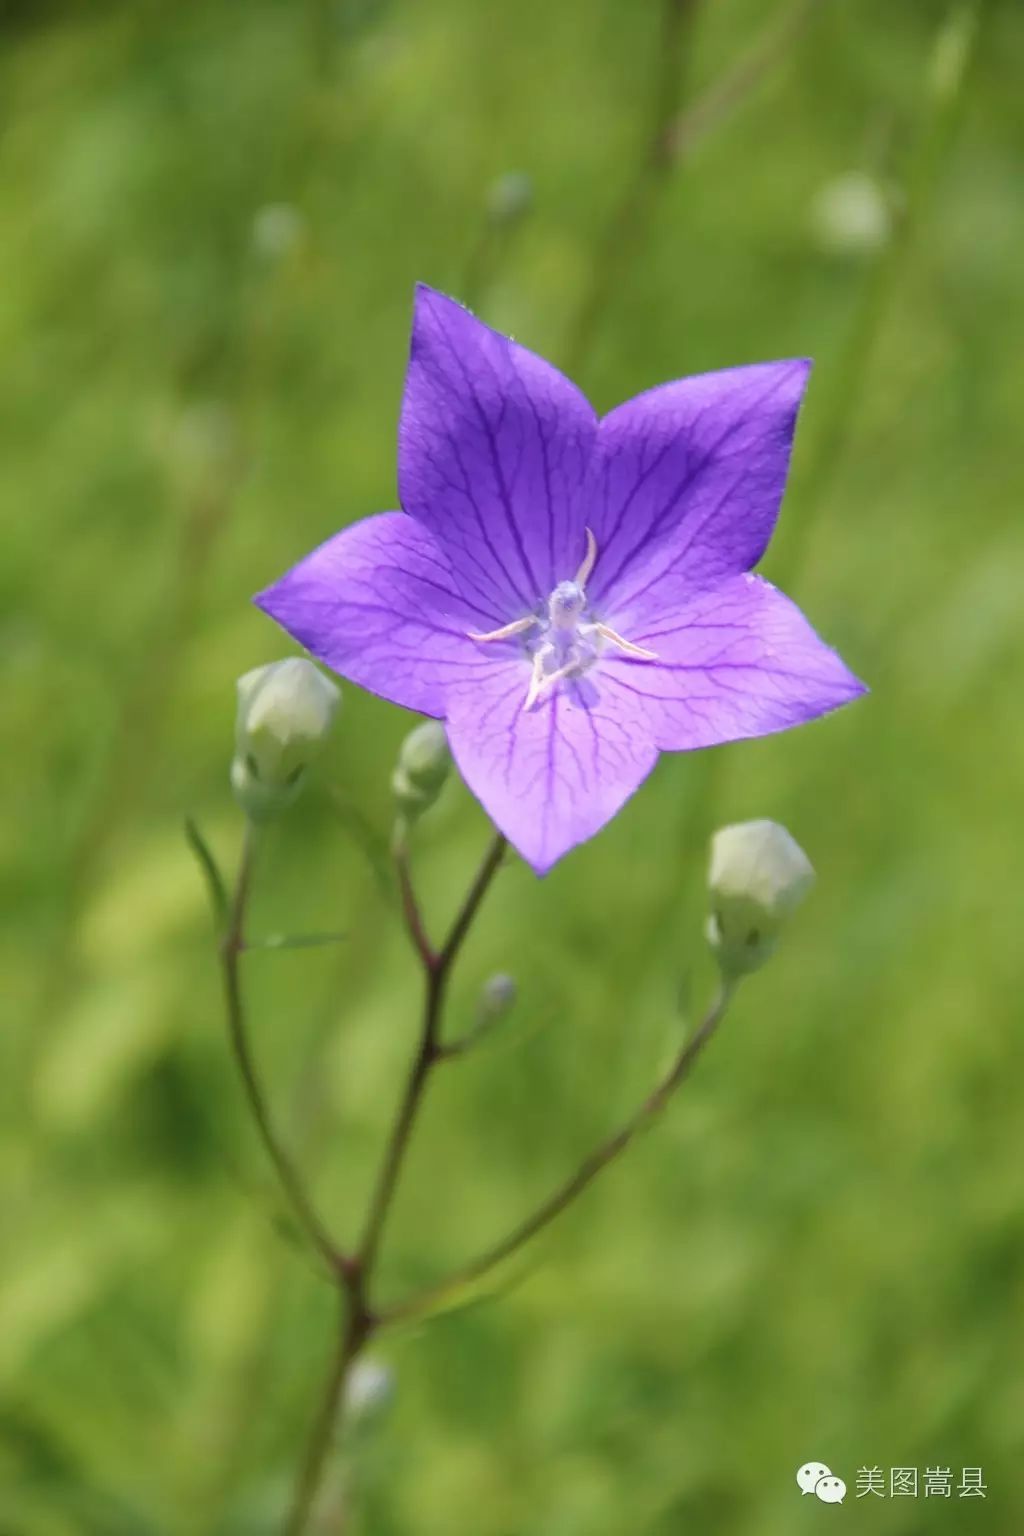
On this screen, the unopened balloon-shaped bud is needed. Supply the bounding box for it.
[706,819,814,978]
[392,720,451,823]
[476,972,517,1028]
[231,658,340,819]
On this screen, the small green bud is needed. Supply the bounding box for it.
[231,658,340,819]
[486,171,533,226]
[811,171,892,258]
[251,202,306,260]
[706,819,814,978]
[344,1359,395,1424]
[391,720,451,822]
[476,972,517,1027]
[443,973,517,1058]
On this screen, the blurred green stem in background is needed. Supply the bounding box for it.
[564,0,823,377]
[460,172,536,311]
[646,0,989,994]
[773,0,988,591]
[562,0,702,376]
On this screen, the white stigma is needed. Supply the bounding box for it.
[549,580,585,629]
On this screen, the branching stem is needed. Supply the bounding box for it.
[380,983,734,1327]
[356,832,508,1276]
[209,816,730,1534]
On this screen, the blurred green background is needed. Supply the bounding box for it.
[4,0,1023,1531]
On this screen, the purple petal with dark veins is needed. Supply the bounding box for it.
[254,512,496,718]
[399,285,597,619]
[601,573,866,752]
[585,360,811,610]
[445,658,659,875]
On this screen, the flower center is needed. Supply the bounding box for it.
[548,580,586,630]
[467,529,658,709]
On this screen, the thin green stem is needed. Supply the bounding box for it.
[635,1,988,996]
[277,829,506,1534]
[221,821,346,1280]
[773,0,988,592]
[393,836,437,970]
[283,1293,370,1536]
[437,831,509,976]
[184,816,230,931]
[460,188,532,310]
[354,980,438,1280]
[244,930,348,953]
[355,832,507,1280]
[220,824,365,1533]
[661,0,820,164]
[603,1,984,1026]
[563,0,700,376]
[380,983,735,1326]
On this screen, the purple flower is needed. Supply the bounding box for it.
[256,285,865,874]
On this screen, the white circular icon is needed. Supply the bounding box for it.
[814,1475,846,1504]
[796,1462,832,1495]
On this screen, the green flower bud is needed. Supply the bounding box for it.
[811,171,892,258]
[486,171,533,226]
[344,1359,395,1424]
[706,819,814,978]
[231,658,340,819]
[251,201,306,260]
[443,973,518,1059]
[476,972,517,1027]
[391,720,451,822]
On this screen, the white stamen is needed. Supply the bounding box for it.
[468,615,538,643]
[524,648,548,710]
[538,660,579,693]
[464,529,658,710]
[587,622,658,660]
[523,651,585,711]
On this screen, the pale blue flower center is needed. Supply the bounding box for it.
[548,580,587,631]
[534,580,598,677]
[467,530,657,708]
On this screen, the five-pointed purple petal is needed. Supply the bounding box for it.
[256,285,865,874]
